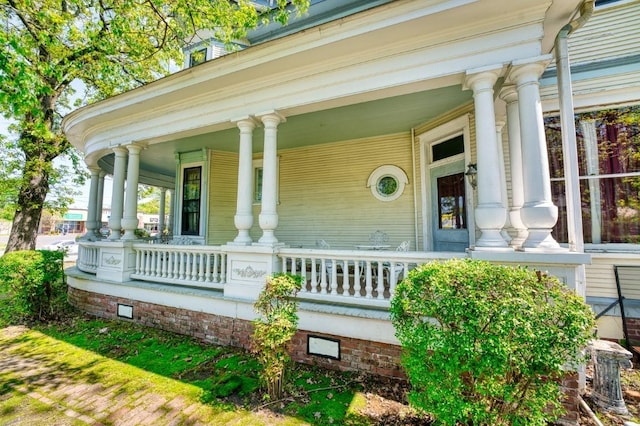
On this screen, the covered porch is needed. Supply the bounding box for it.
[63,0,591,385]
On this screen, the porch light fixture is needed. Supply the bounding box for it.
[465,163,477,189]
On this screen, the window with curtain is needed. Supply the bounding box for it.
[181,166,201,235]
[545,106,640,244]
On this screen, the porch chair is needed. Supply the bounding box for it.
[315,239,334,280]
[385,240,411,286]
[369,230,389,245]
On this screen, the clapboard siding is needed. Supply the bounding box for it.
[586,253,640,299]
[266,133,416,248]
[567,1,640,66]
[207,151,238,245]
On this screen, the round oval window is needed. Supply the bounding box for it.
[377,175,398,197]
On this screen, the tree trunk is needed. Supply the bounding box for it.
[4,149,51,254]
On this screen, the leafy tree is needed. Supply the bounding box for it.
[0,0,309,253]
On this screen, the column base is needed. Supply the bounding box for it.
[521,229,561,250]
[257,231,279,245]
[475,205,509,248]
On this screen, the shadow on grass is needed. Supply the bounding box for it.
[19,316,402,425]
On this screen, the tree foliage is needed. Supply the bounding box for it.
[390,259,595,426]
[0,0,309,252]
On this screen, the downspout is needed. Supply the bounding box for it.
[554,0,595,401]
[554,0,594,254]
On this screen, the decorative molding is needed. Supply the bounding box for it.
[102,255,122,266]
[232,265,267,279]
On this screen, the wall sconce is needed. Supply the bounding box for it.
[465,163,477,189]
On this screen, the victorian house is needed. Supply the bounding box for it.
[63,0,640,408]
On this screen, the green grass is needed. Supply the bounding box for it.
[0,316,404,425]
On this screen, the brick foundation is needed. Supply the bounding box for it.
[67,285,580,424]
[67,286,404,378]
[627,317,640,346]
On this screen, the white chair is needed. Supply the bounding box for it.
[386,241,410,285]
[316,239,333,281]
[316,239,331,249]
[369,230,389,245]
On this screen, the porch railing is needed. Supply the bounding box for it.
[130,243,227,290]
[279,248,463,308]
[75,241,464,308]
[77,243,100,274]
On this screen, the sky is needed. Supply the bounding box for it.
[0,115,111,211]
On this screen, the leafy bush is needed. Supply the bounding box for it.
[0,250,69,324]
[251,273,303,400]
[390,259,595,426]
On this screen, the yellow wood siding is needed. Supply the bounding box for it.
[246,133,417,248]
[586,253,640,299]
[207,151,238,245]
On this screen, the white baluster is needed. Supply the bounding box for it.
[179,252,186,280]
[220,253,226,283]
[204,253,211,283]
[198,253,204,282]
[330,259,338,296]
[310,259,318,293]
[320,259,327,294]
[354,260,362,298]
[376,261,384,300]
[365,261,373,299]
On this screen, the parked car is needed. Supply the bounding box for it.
[45,240,79,255]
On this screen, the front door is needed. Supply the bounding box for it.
[431,160,469,251]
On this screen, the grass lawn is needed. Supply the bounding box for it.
[0,316,424,425]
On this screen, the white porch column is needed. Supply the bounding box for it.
[168,189,175,237]
[500,85,528,248]
[158,187,167,237]
[257,112,285,245]
[509,58,560,250]
[121,144,142,240]
[464,68,509,248]
[95,172,106,237]
[496,119,512,246]
[108,147,127,240]
[81,166,100,241]
[233,118,257,245]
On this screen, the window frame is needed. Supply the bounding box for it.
[177,162,205,237]
[546,106,640,250]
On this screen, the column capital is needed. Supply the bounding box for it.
[88,166,101,175]
[232,116,259,131]
[125,143,144,155]
[495,119,506,133]
[258,111,286,127]
[113,146,128,156]
[499,85,518,104]
[463,65,503,92]
[507,55,552,85]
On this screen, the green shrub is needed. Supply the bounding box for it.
[390,259,595,426]
[0,250,69,325]
[251,273,303,400]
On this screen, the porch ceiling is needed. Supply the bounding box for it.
[130,84,472,179]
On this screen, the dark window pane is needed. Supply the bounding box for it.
[182,167,201,235]
[432,135,464,162]
[437,173,466,229]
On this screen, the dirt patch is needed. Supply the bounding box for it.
[0,326,29,339]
